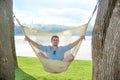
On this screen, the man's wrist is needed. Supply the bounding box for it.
[28,38,31,42]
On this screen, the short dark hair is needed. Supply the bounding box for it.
[51,35,59,40]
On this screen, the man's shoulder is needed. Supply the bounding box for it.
[58,45,69,48]
[48,45,52,47]
[59,44,72,47]
[40,45,51,47]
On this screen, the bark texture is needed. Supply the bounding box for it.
[0,0,15,80]
[92,0,120,80]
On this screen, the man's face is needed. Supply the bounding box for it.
[51,37,59,46]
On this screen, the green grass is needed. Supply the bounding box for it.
[15,56,92,80]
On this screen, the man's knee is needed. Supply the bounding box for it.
[37,52,47,58]
[63,54,74,62]
[67,54,74,61]
[37,52,42,56]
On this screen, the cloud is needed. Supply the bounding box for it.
[14,8,94,26]
[39,8,93,25]
[14,0,98,26]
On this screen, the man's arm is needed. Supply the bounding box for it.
[71,35,85,47]
[25,36,40,49]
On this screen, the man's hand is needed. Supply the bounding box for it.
[71,35,85,47]
[24,36,31,42]
[24,36,40,48]
[80,35,85,41]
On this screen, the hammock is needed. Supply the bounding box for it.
[15,18,88,73]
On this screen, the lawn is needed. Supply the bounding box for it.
[15,57,92,80]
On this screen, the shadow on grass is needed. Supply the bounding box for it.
[15,68,36,80]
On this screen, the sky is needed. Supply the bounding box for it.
[13,0,98,26]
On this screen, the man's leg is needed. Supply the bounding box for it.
[63,54,74,62]
[37,52,48,59]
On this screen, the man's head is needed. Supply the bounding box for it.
[51,35,59,46]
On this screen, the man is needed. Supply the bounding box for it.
[25,35,85,62]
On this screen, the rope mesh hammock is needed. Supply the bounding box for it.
[16,19,88,73]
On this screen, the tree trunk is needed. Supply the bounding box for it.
[0,0,15,80]
[92,0,120,80]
